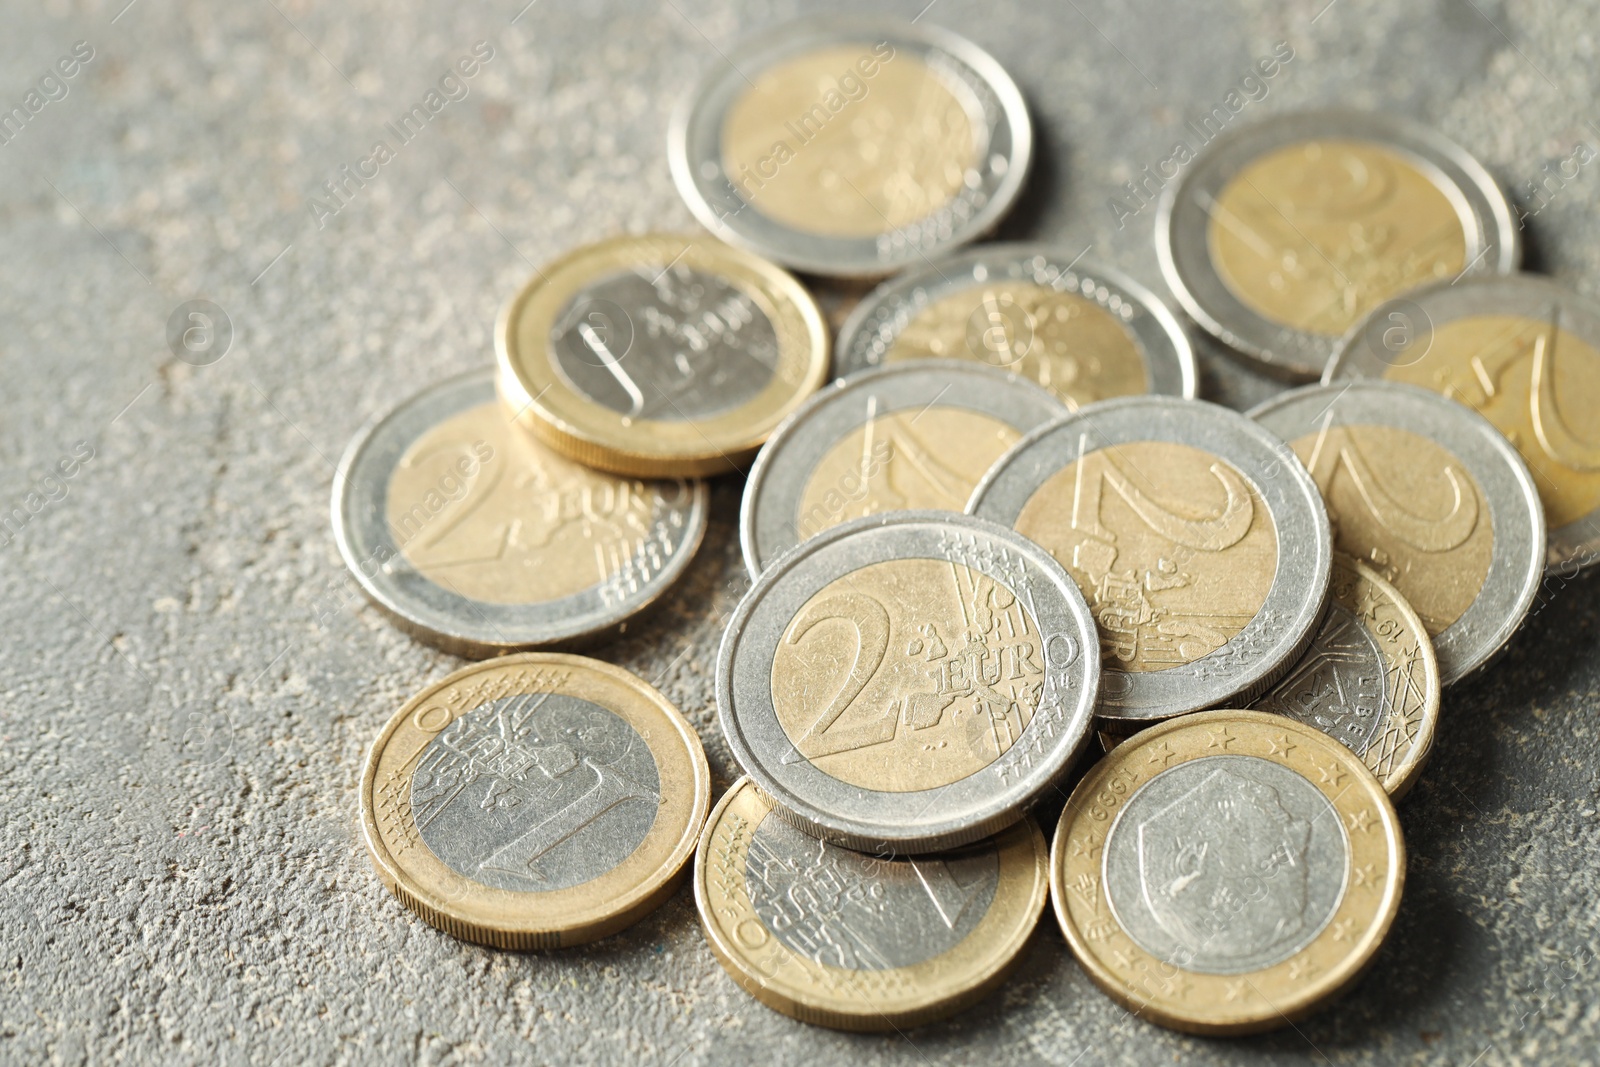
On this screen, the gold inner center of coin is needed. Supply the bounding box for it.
[1208,139,1468,336]
[1385,313,1600,529]
[1290,423,1493,634]
[386,402,661,604]
[721,44,977,237]
[886,284,1149,408]
[794,407,1021,540]
[1013,440,1278,673]
[769,557,1044,792]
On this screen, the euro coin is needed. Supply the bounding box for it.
[332,369,708,657]
[1325,273,1600,572]
[669,17,1031,277]
[1158,110,1518,380]
[969,395,1331,722]
[495,234,828,477]
[740,360,1067,577]
[1250,554,1440,799]
[694,778,1047,1031]
[718,510,1100,853]
[1249,380,1544,683]
[835,245,1196,406]
[360,653,710,948]
[1052,709,1404,1035]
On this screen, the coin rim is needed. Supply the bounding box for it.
[967,394,1334,720]
[1156,108,1520,381]
[359,652,711,948]
[494,233,830,478]
[1323,272,1600,573]
[694,776,1048,1031]
[833,245,1198,400]
[739,359,1069,578]
[717,509,1101,853]
[666,16,1033,278]
[330,367,710,657]
[1050,709,1405,1036]
[1247,379,1546,684]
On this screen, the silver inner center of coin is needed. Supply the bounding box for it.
[410,693,661,893]
[1103,754,1347,975]
[743,810,998,970]
[549,265,780,421]
[1253,602,1386,756]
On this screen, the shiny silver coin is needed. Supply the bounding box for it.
[1157,109,1518,380]
[968,396,1331,722]
[668,17,1031,278]
[1324,274,1600,572]
[717,510,1100,854]
[740,360,1067,578]
[1248,381,1544,684]
[834,245,1196,402]
[331,369,708,657]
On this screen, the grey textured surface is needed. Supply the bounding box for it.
[0,0,1596,1064]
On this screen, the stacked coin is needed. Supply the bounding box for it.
[331,11,1587,1044]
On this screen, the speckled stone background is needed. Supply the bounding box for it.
[1,0,1597,1063]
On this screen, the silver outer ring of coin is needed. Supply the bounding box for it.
[667,17,1032,278]
[330,368,709,657]
[1248,380,1544,684]
[834,245,1198,399]
[968,395,1332,721]
[1324,274,1600,573]
[740,360,1068,579]
[716,510,1100,854]
[1156,108,1520,381]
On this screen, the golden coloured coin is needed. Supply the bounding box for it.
[1052,709,1404,1036]
[721,45,977,238]
[496,234,829,478]
[1386,313,1600,530]
[795,407,1021,538]
[1289,423,1493,635]
[386,401,658,604]
[884,283,1151,408]
[360,653,710,948]
[695,777,1048,1031]
[1209,139,1467,336]
[1251,555,1440,799]
[768,556,1046,792]
[1013,440,1280,673]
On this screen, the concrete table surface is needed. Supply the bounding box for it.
[1,0,1597,1063]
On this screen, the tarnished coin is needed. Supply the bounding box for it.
[1158,109,1518,380]
[332,369,708,657]
[1250,555,1439,799]
[741,361,1067,577]
[694,777,1047,1031]
[1325,274,1600,572]
[1052,709,1404,1036]
[969,396,1332,722]
[1249,381,1544,684]
[360,653,711,948]
[495,234,829,478]
[668,18,1031,278]
[718,511,1100,853]
[835,246,1197,405]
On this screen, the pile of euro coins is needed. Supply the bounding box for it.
[341,16,1598,1039]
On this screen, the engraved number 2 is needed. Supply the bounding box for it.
[784,592,894,759]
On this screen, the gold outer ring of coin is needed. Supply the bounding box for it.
[694,777,1049,1031]
[1051,709,1405,1036]
[495,233,830,478]
[360,652,711,949]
